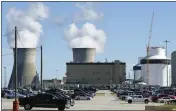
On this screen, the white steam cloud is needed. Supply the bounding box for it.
[6,2,48,48]
[73,2,103,22]
[64,23,106,53]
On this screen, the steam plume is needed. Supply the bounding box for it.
[64,23,106,53]
[74,2,103,22]
[6,2,48,48]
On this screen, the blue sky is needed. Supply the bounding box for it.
[2,2,176,86]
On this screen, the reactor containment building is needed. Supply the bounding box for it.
[66,48,126,85]
[8,48,37,89]
[140,47,171,86]
[133,57,143,82]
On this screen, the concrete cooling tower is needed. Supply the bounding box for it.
[8,48,36,89]
[140,47,171,86]
[72,48,96,63]
[171,51,176,85]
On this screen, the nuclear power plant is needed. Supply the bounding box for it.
[8,48,37,89]
[133,47,171,86]
[66,48,126,84]
[171,51,176,86]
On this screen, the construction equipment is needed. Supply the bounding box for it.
[146,12,155,85]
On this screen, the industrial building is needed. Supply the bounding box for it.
[140,47,171,86]
[65,48,126,84]
[133,57,143,82]
[43,79,62,88]
[8,48,37,89]
[171,51,176,86]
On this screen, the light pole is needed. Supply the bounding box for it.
[56,70,58,79]
[164,40,170,86]
[4,67,7,88]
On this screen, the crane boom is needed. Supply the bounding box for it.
[146,12,155,85]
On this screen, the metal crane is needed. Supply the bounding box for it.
[146,12,155,85]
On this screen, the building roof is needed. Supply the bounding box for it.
[66,62,126,65]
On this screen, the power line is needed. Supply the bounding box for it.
[2,29,14,37]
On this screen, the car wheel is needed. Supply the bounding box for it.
[122,97,125,100]
[58,105,65,111]
[128,100,132,104]
[160,100,164,103]
[145,100,149,104]
[77,98,80,100]
[24,104,32,110]
[87,98,90,100]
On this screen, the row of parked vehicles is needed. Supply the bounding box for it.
[114,87,176,104]
[2,87,97,111]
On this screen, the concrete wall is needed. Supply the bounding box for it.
[171,51,176,85]
[66,60,126,84]
[8,48,36,89]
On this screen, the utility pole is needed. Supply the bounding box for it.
[13,26,19,111]
[132,70,135,89]
[128,72,131,88]
[4,67,7,88]
[56,70,58,79]
[164,40,170,86]
[40,45,43,91]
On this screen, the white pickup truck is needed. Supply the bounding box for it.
[125,95,150,104]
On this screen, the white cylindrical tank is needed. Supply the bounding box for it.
[133,57,143,81]
[140,47,171,86]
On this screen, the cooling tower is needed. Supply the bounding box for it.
[72,48,96,63]
[8,48,36,89]
[171,51,176,85]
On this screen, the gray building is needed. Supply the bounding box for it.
[8,48,36,89]
[43,79,62,88]
[65,48,126,85]
[171,51,176,86]
[66,60,126,84]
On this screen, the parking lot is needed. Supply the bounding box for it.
[2,90,163,110]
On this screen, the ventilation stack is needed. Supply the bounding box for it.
[72,48,96,63]
[8,48,36,89]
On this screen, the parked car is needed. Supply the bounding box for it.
[50,92,75,106]
[75,94,91,100]
[119,92,135,100]
[151,94,168,102]
[19,93,70,110]
[158,97,172,103]
[6,92,26,99]
[125,95,150,104]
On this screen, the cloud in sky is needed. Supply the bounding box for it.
[73,2,104,22]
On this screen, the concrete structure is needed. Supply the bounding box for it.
[63,77,67,83]
[171,51,176,86]
[43,79,62,88]
[66,60,126,84]
[72,48,96,63]
[8,48,36,89]
[140,47,171,86]
[133,57,143,82]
